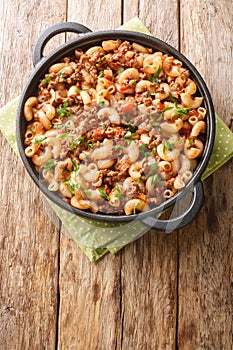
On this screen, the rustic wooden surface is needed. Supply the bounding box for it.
[0,0,232,349]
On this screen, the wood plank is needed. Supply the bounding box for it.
[178,1,233,349]
[0,0,65,349]
[120,2,179,349]
[58,2,123,349]
[124,0,179,48]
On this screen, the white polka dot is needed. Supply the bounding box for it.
[217,147,220,150]
[225,148,228,150]
[219,134,223,137]
[218,141,222,143]
[224,154,227,157]
[226,141,229,144]
[216,154,219,157]
[123,241,126,244]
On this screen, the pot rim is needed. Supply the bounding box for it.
[16,29,216,223]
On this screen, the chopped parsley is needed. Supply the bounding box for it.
[124,131,138,139]
[98,188,110,200]
[151,174,162,185]
[58,132,70,138]
[87,140,93,149]
[44,159,55,170]
[139,144,149,158]
[163,140,176,152]
[70,137,76,151]
[114,186,124,202]
[133,201,143,215]
[56,101,71,118]
[98,101,105,108]
[77,136,85,144]
[160,106,174,116]
[189,139,194,147]
[173,107,191,116]
[72,159,79,172]
[148,66,162,83]
[57,68,66,77]
[126,123,135,132]
[114,67,124,76]
[98,71,104,78]
[101,123,107,130]
[42,76,51,85]
[169,93,178,107]
[63,179,75,195]
[34,135,47,144]
[83,189,92,197]
[146,161,159,178]
[113,145,124,150]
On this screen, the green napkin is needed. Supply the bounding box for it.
[1,18,233,262]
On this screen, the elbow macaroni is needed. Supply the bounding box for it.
[23,39,207,216]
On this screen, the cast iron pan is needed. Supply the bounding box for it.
[16,22,216,232]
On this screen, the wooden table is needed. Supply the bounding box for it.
[0,1,232,349]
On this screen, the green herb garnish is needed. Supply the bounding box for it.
[57,68,66,77]
[63,179,75,195]
[169,93,179,106]
[77,136,85,144]
[114,67,124,76]
[83,189,92,197]
[58,132,70,138]
[124,131,138,139]
[70,137,76,151]
[87,140,93,149]
[148,66,162,83]
[44,159,55,170]
[98,101,105,108]
[189,139,194,147]
[160,106,174,116]
[114,186,124,202]
[173,107,191,116]
[42,76,51,85]
[163,140,176,153]
[139,144,149,158]
[113,145,124,150]
[98,71,104,78]
[151,174,162,185]
[72,160,79,172]
[101,123,107,130]
[34,135,47,144]
[56,101,71,118]
[98,188,110,200]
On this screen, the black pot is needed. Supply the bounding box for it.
[16,22,215,232]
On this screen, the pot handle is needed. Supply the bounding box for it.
[140,181,204,232]
[33,22,92,67]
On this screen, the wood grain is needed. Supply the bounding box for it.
[0,1,232,349]
[0,0,65,349]
[58,2,123,350]
[178,1,233,349]
[120,3,179,350]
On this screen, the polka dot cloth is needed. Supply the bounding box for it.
[1,18,233,262]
